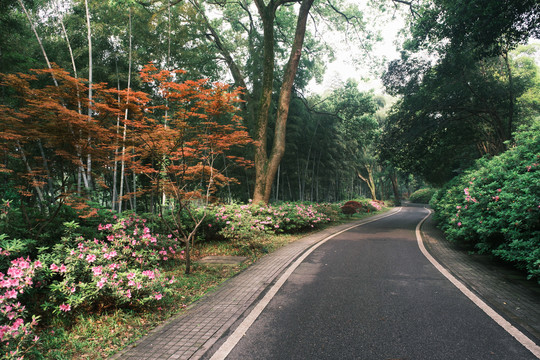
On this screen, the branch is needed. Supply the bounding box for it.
[189,0,250,96]
[391,0,420,18]
[325,0,362,23]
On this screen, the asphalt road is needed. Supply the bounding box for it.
[224,206,537,360]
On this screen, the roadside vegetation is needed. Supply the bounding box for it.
[408,188,437,204]
[0,198,387,359]
[430,121,540,282]
[1,0,538,358]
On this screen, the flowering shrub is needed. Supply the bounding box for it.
[207,202,338,249]
[368,200,384,211]
[0,257,41,359]
[431,122,540,281]
[40,217,180,313]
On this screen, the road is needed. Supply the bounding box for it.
[220,206,537,360]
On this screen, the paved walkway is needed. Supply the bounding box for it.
[112,206,540,359]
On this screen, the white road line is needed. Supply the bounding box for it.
[416,208,540,359]
[209,207,403,360]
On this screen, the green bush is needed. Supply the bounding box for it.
[409,188,437,204]
[430,121,540,281]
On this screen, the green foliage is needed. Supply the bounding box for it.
[210,202,337,238]
[431,121,540,280]
[407,0,539,58]
[409,188,437,204]
[381,50,539,184]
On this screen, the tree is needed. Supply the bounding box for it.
[187,0,315,204]
[182,0,376,203]
[0,64,253,272]
[132,63,253,273]
[320,80,382,199]
[0,67,118,226]
[380,49,540,184]
[406,0,540,59]
[380,0,540,185]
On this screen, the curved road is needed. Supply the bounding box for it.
[217,207,537,360]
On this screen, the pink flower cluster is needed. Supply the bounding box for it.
[48,216,179,312]
[0,257,41,351]
[369,201,383,211]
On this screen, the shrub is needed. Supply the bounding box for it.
[207,202,336,242]
[341,201,363,215]
[39,217,180,314]
[430,121,540,281]
[409,188,437,204]
[368,200,384,211]
[341,204,358,215]
[0,257,41,359]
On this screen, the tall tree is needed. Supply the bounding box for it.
[84,0,93,190]
[182,0,373,203]
[324,80,381,199]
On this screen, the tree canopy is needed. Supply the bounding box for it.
[380,0,540,184]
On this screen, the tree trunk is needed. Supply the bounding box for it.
[389,169,401,205]
[84,0,93,190]
[18,0,58,87]
[251,0,315,204]
[119,8,133,213]
[501,49,514,143]
[356,166,377,201]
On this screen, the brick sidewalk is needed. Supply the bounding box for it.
[111,209,400,360]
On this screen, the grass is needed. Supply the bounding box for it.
[28,208,390,359]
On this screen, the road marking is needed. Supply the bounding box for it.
[416,209,540,359]
[209,207,403,360]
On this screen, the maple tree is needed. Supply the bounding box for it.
[118,63,253,274]
[0,65,252,270]
[0,68,117,226]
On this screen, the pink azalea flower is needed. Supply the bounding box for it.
[154,293,163,300]
[86,254,97,263]
[5,290,17,299]
[92,266,102,276]
[59,264,67,273]
[7,267,23,279]
[59,303,71,312]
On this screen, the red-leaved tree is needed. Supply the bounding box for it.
[128,63,253,273]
